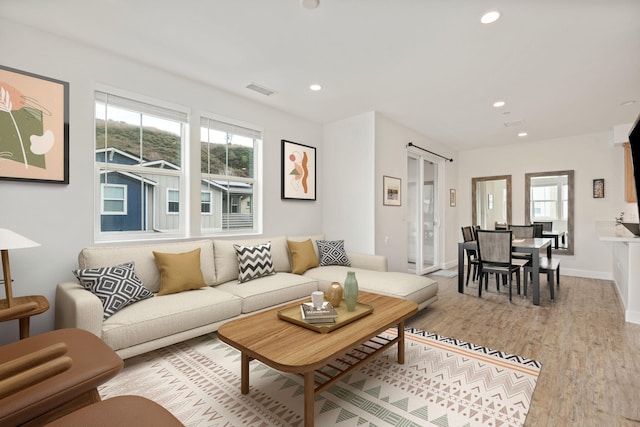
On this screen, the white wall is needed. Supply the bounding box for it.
[0,19,323,344]
[323,113,458,272]
[322,112,376,253]
[458,131,626,279]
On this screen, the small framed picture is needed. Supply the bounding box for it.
[593,178,605,198]
[450,188,456,207]
[281,140,316,200]
[383,176,401,206]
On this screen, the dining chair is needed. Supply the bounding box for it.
[509,225,534,260]
[460,226,479,286]
[531,223,544,238]
[476,230,529,302]
[533,221,553,232]
[509,225,534,238]
[523,256,560,301]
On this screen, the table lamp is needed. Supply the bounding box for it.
[0,228,40,307]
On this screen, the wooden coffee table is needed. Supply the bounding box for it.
[217,291,418,427]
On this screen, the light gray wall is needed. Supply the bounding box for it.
[0,19,323,344]
[322,112,376,254]
[374,114,458,272]
[322,112,458,273]
[458,131,628,279]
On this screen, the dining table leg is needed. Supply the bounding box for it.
[532,251,540,305]
[458,243,464,293]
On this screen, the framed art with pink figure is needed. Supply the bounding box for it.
[281,140,316,200]
[0,64,69,184]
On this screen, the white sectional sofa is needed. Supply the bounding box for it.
[55,235,438,359]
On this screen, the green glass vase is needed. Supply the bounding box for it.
[343,271,358,312]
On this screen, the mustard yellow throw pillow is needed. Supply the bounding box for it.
[153,248,206,295]
[287,239,319,274]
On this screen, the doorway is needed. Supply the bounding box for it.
[407,154,439,274]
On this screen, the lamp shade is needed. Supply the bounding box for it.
[0,229,40,250]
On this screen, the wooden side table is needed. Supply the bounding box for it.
[0,295,50,339]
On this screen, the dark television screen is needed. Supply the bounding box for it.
[629,112,640,220]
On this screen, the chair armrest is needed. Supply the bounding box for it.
[55,282,103,338]
[0,343,72,399]
[347,252,388,272]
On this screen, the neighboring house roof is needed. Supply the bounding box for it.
[99,169,158,187]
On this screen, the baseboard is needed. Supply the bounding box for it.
[626,310,640,325]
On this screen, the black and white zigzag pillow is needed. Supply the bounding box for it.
[73,262,154,320]
[316,240,351,266]
[233,242,276,283]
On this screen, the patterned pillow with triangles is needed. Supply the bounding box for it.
[233,242,276,283]
[316,240,351,266]
[73,262,154,320]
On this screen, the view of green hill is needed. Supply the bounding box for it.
[96,119,252,177]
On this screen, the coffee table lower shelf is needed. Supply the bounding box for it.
[241,327,405,427]
[310,332,397,394]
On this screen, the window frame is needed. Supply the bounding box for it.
[199,113,263,236]
[101,183,127,215]
[201,190,213,215]
[167,188,180,215]
[94,85,189,242]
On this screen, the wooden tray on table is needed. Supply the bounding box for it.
[278,300,373,333]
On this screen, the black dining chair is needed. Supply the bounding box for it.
[533,221,553,232]
[523,256,561,301]
[531,223,544,238]
[476,230,529,302]
[461,226,479,286]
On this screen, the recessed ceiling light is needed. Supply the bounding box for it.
[301,0,319,10]
[621,100,636,107]
[518,132,528,137]
[309,83,322,91]
[493,100,506,108]
[481,11,501,24]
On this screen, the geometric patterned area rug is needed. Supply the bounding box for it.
[99,328,541,427]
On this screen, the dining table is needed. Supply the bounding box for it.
[542,230,565,249]
[457,237,552,305]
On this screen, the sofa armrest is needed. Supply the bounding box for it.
[55,282,104,338]
[347,252,388,272]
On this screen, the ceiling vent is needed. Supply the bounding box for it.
[503,119,525,128]
[246,83,276,96]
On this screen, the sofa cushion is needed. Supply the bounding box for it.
[304,266,438,307]
[316,240,351,266]
[213,236,289,284]
[153,249,207,295]
[101,287,242,351]
[73,262,154,320]
[78,240,216,293]
[233,242,276,283]
[216,273,318,313]
[287,239,319,274]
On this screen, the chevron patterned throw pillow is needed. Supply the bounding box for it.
[73,262,154,320]
[233,242,276,283]
[316,240,351,266]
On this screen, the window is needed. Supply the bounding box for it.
[167,189,179,214]
[525,171,574,255]
[94,88,262,241]
[95,88,187,238]
[101,184,126,214]
[531,185,558,220]
[201,191,212,214]
[200,116,261,233]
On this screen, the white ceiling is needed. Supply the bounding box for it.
[2,0,640,151]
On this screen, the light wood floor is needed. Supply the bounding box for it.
[406,271,640,427]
